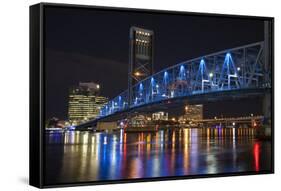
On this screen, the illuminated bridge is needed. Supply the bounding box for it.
[78,41,271,128]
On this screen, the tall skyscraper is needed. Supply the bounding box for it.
[68,82,108,125]
[128,27,154,105]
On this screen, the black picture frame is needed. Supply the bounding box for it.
[30,2,274,188]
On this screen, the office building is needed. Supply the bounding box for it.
[68,82,108,125]
[152,111,169,121]
[179,104,203,123]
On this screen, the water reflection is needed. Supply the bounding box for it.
[253,142,260,172]
[45,128,271,185]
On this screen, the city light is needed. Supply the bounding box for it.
[164,71,168,79]
[94,32,268,157]
[134,71,141,76]
[200,59,205,67]
[151,77,155,85]
[179,65,186,80]
[43,24,272,185]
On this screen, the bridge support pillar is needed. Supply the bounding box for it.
[260,20,273,138]
[264,20,273,82]
[261,92,271,137]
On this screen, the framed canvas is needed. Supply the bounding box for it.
[29,3,274,188]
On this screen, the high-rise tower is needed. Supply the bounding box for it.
[128,27,154,105]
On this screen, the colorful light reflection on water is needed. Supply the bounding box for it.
[45,128,271,185]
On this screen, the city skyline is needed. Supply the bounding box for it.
[38,4,272,187]
[45,7,264,120]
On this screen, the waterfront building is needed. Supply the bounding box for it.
[179,104,203,123]
[68,82,108,125]
[152,111,169,121]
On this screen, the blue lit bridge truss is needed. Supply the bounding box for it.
[100,42,271,118]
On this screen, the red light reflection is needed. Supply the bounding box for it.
[253,142,260,171]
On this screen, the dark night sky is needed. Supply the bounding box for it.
[44,6,265,120]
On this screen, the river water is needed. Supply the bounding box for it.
[45,128,271,185]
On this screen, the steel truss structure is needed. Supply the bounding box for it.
[100,41,271,117]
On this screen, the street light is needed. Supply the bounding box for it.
[134,71,141,76]
[209,72,213,78]
[237,67,241,71]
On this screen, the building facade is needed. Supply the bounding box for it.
[68,82,108,125]
[179,104,203,123]
[152,111,169,121]
[128,27,154,105]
